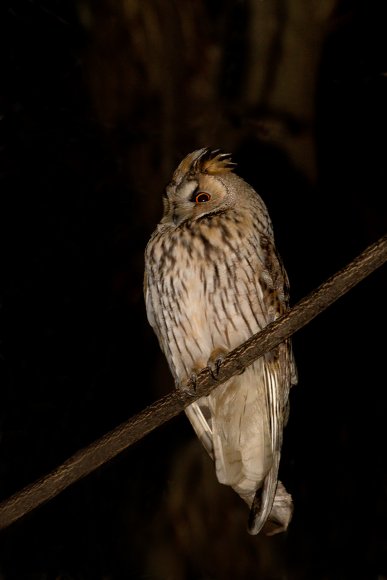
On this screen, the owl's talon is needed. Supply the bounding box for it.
[236,362,246,375]
[188,372,198,394]
[176,373,197,397]
[207,348,228,380]
[208,356,224,380]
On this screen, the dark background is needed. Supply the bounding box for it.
[1,0,387,578]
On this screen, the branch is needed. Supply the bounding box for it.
[1,234,386,532]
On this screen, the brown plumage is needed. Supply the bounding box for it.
[144,148,297,535]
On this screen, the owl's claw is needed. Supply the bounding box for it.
[207,348,228,380]
[208,356,224,380]
[188,372,198,394]
[176,373,197,397]
[236,361,246,375]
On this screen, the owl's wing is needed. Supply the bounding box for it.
[247,352,292,535]
[248,242,296,535]
[184,400,215,461]
[185,355,292,536]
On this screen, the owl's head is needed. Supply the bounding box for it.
[161,148,242,227]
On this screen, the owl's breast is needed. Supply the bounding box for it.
[147,222,268,382]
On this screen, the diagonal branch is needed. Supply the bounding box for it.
[0,234,386,532]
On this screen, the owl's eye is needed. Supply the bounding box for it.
[195,192,211,203]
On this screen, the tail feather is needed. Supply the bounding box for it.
[247,476,293,535]
[247,450,279,535]
[264,480,293,536]
[247,357,293,535]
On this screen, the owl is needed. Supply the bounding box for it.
[144,148,297,535]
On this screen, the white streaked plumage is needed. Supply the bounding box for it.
[144,148,297,534]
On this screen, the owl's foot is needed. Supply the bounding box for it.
[175,372,198,397]
[207,347,228,380]
[187,372,198,394]
[235,361,246,375]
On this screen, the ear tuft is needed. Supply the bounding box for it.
[171,148,237,185]
[192,148,236,175]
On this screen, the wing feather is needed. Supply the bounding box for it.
[247,359,285,534]
[246,241,295,534]
[184,400,214,460]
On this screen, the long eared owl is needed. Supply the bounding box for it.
[144,148,297,535]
